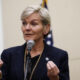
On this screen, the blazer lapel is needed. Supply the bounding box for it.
[15,43,26,80]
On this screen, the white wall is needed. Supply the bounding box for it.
[0,0,3,55]
[1,0,80,80]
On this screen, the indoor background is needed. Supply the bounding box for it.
[0,0,80,80]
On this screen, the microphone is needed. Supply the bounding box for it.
[27,40,35,52]
[24,40,35,80]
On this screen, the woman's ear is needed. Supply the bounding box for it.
[43,24,50,35]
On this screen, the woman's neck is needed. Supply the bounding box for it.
[27,39,44,58]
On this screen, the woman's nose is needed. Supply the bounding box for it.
[25,24,31,30]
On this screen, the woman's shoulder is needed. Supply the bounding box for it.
[1,43,26,55]
[45,44,68,57]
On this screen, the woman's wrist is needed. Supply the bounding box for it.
[49,75,59,80]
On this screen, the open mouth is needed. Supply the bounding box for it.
[24,34,32,36]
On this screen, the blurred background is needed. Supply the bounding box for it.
[0,0,80,80]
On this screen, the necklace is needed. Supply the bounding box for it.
[24,48,43,80]
[29,52,42,80]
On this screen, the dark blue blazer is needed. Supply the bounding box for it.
[1,43,70,80]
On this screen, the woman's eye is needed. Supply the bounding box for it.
[22,21,27,25]
[31,22,38,26]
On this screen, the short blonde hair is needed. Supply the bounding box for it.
[21,5,51,26]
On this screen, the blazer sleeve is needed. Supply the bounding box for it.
[59,51,70,80]
[1,50,10,80]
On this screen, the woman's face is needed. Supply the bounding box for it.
[21,12,50,42]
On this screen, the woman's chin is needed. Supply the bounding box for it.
[24,38,34,41]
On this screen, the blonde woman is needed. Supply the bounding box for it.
[1,5,70,80]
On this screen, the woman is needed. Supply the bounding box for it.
[0,60,3,79]
[1,5,70,80]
